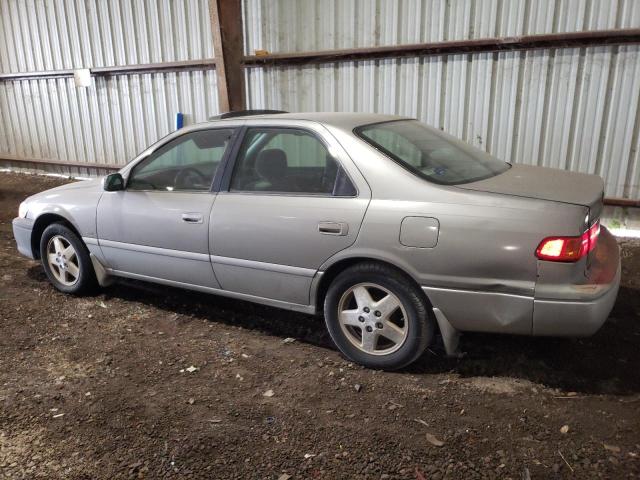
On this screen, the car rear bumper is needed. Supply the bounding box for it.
[12,217,35,259]
[532,227,621,336]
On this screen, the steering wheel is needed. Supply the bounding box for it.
[174,167,209,190]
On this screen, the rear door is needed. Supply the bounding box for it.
[210,122,371,305]
[97,127,236,287]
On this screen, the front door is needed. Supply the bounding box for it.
[210,124,370,305]
[97,128,236,288]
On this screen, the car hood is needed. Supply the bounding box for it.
[26,177,104,201]
[456,164,604,208]
[45,177,104,193]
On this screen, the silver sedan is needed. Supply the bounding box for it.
[12,112,621,370]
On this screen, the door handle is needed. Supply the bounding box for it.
[318,221,348,236]
[181,213,203,224]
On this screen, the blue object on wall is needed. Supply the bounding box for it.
[176,112,184,130]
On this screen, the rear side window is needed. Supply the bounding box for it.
[230,127,355,195]
[128,129,233,191]
[356,120,510,185]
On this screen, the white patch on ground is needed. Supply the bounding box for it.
[465,377,537,395]
[610,228,640,238]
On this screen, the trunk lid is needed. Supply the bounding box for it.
[458,163,604,270]
[456,163,604,222]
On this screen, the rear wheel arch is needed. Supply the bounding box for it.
[315,257,432,313]
[321,260,435,369]
[31,214,82,259]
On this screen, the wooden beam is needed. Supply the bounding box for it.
[3,29,637,82]
[244,28,640,67]
[209,0,245,112]
[604,197,640,208]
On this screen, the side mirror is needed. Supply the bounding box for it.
[104,173,124,191]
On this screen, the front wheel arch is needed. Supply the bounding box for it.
[39,222,98,295]
[31,214,82,259]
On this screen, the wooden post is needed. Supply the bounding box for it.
[209,0,246,113]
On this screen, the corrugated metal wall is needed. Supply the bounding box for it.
[0,0,639,199]
[0,0,218,174]
[244,0,640,200]
[0,72,218,170]
[0,0,214,71]
[243,0,625,52]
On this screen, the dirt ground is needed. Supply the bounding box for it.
[0,171,639,480]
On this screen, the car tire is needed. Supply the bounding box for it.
[323,262,434,370]
[39,223,98,295]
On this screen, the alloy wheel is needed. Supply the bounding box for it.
[46,235,80,286]
[337,282,409,355]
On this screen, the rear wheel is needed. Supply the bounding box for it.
[324,262,434,370]
[40,223,97,295]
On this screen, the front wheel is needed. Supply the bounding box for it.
[40,223,98,295]
[323,263,434,370]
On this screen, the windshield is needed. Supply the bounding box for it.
[356,120,510,185]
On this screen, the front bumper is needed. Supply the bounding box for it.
[533,227,621,336]
[12,217,35,259]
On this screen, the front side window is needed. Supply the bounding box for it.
[356,120,510,185]
[230,128,353,195]
[128,129,234,191]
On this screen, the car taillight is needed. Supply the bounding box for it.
[535,221,600,262]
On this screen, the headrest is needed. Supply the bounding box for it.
[255,149,287,180]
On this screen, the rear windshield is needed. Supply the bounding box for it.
[355,120,510,185]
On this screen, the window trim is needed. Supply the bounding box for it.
[219,125,358,198]
[125,127,239,193]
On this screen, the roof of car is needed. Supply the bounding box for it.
[207,111,410,131]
